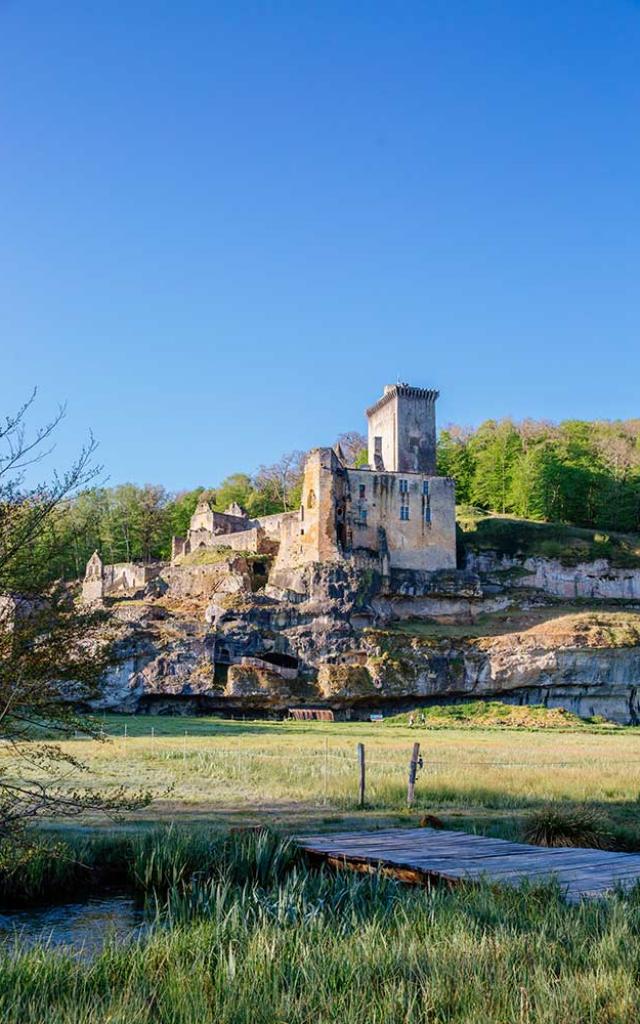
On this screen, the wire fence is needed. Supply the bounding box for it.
[85,725,640,811]
[95,726,640,770]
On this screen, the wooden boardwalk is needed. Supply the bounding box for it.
[297,827,640,902]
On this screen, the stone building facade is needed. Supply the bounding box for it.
[366,384,439,474]
[284,445,455,572]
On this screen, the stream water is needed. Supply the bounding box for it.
[0,893,148,957]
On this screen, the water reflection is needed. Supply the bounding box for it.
[0,894,147,957]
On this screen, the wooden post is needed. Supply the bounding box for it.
[324,737,329,804]
[407,741,421,808]
[357,742,365,808]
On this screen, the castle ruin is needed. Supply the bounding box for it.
[83,383,456,604]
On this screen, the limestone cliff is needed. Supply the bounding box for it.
[87,551,640,725]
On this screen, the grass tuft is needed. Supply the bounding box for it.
[522,803,615,849]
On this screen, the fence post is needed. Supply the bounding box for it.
[357,742,365,808]
[324,737,329,804]
[407,741,421,808]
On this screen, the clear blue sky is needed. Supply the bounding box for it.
[2,2,639,492]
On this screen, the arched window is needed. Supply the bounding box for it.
[307,489,316,510]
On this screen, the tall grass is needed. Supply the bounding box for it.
[0,826,302,906]
[2,829,640,1022]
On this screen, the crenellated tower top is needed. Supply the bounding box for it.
[366,383,439,474]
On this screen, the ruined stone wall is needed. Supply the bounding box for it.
[189,505,215,533]
[104,563,160,592]
[187,527,262,555]
[82,579,104,603]
[172,536,187,560]
[209,511,250,535]
[266,512,303,577]
[255,510,299,540]
[189,507,248,536]
[345,469,456,570]
[298,449,342,564]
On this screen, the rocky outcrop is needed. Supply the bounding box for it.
[467,551,640,601]
[356,613,640,724]
[87,554,640,724]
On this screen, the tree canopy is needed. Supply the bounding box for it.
[437,417,640,533]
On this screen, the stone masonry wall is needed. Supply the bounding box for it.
[346,469,456,570]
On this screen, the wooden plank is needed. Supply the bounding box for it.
[305,843,635,873]
[301,835,528,857]
[302,837,552,858]
[296,827,640,903]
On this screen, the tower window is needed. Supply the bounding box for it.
[424,503,431,524]
[359,506,367,524]
[400,505,410,521]
[359,484,366,499]
[422,480,430,496]
[399,479,408,493]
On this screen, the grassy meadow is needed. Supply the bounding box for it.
[18,711,640,842]
[3,711,640,1022]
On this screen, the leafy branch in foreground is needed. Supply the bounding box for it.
[0,392,150,848]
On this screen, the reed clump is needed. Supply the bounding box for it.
[522,803,615,849]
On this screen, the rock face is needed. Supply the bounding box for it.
[466,551,640,601]
[360,624,640,725]
[90,552,640,724]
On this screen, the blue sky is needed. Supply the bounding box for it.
[1,2,639,491]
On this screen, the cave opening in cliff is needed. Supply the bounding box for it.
[260,651,299,669]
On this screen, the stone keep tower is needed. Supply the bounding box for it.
[366,383,439,475]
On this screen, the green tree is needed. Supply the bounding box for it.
[0,393,147,848]
[469,420,523,513]
[437,427,475,504]
[212,474,254,513]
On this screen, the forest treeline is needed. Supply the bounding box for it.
[31,419,640,580]
[437,418,640,533]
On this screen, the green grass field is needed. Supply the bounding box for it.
[16,711,640,844]
[4,711,640,1022]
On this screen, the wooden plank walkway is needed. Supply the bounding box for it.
[297,827,640,902]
